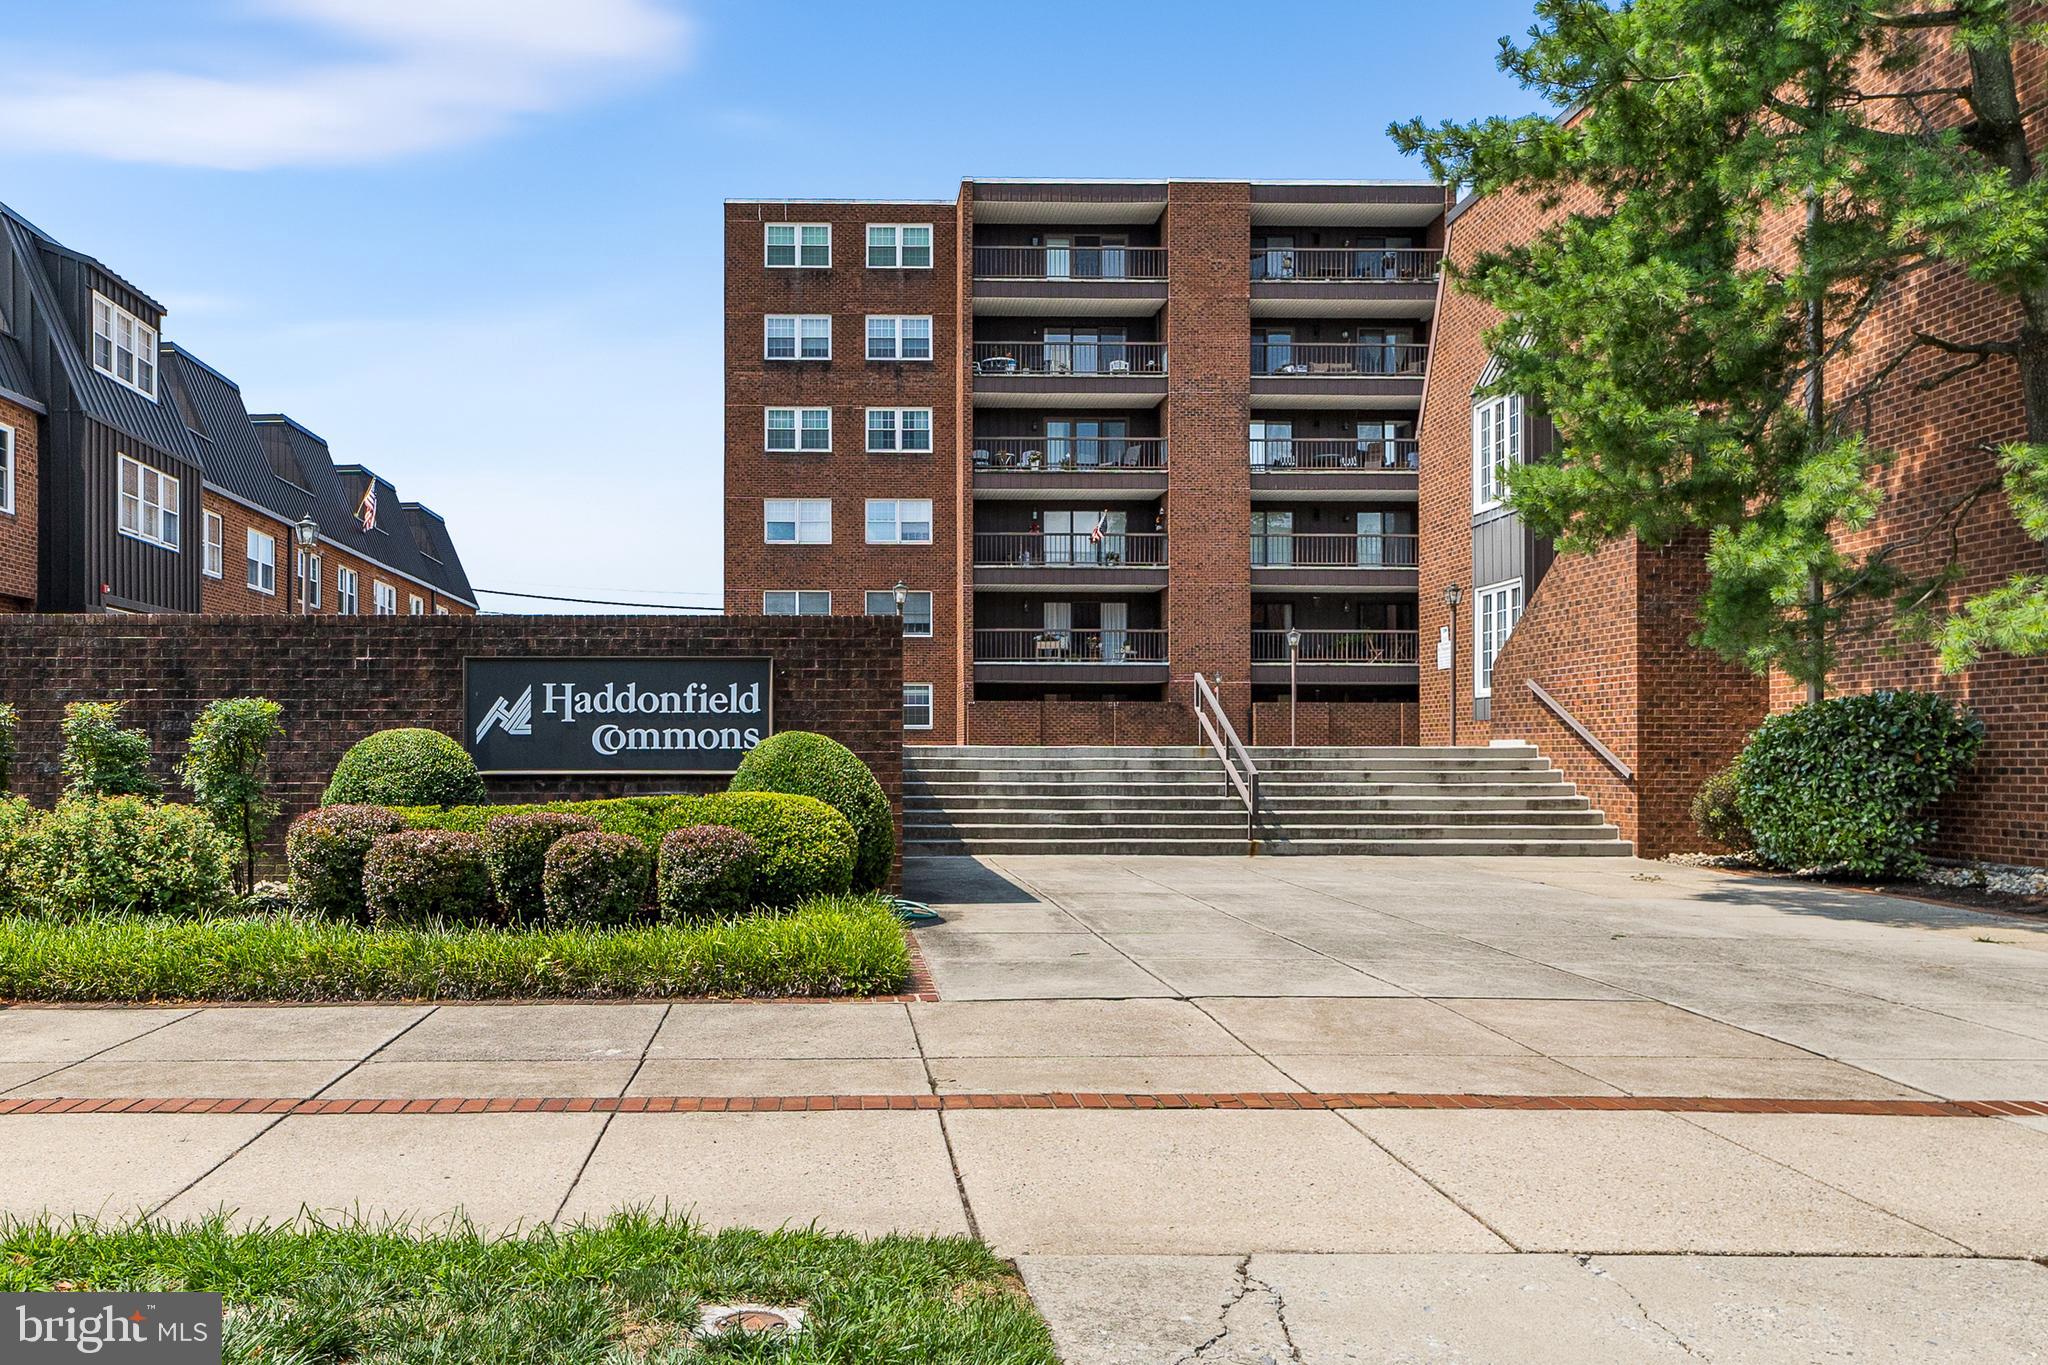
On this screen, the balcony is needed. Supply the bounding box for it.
[1250,248,1441,320]
[972,245,1169,317]
[973,627,1171,684]
[1250,628,1420,685]
[971,436,1167,501]
[1250,342,1428,409]
[1249,437,1417,500]
[971,341,1168,408]
[973,530,1168,591]
[1250,532,1418,590]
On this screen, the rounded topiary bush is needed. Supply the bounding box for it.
[542,831,654,926]
[658,824,761,918]
[361,829,494,925]
[287,804,406,920]
[483,811,599,921]
[1690,766,1752,853]
[1736,691,1984,877]
[728,731,892,890]
[11,796,233,918]
[323,729,486,808]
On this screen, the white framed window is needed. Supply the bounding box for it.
[766,222,831,268]
[300,550,323,609]
[92,293,158,399]
[766,407,832,453]
[245,528,277,595]
[866,315,932,361]
[373,580,398,615]
[903,682,934,731]
[1474,578,1524,699]
[865,498,933,544]
[865,407,933,453]
[764,498,832,544]
[116,454,179,549]
[867,224,933,269]
[0,424,12,515]
[765,314,832,361]
[336,566,360,614]
[763,590,832,615]
[409,593,425,615]
[201,511,224,577]
[1472,392,1523,512]
[867,588,934,637]
[435,605,451,615]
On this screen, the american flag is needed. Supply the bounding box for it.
[356,479,378,532]
[1089,510,1108,545]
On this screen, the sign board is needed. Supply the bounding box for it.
[465,657,772,775]
[1436,626,1453,671]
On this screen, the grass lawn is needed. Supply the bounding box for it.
[0,1213,1058,1363]
[0,894,911,1002]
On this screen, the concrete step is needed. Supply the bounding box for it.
[906,808,1613,830]
[915,820,1622,841]
[906,754,1555,774]
[906,835,1633,857]
[906,793,1593,814]
[913,744,1540,760]
[909,779,1583,800]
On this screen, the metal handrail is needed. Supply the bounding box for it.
[972,341,1168,377]
[1250,247,1442,283]
[971,436,1166,472]
[1252,341,1429,377]
[974,245,1168,281]
[973,628,1168,664]
[1249,437,1417,472]
[973,531,1168,568]
[1527,679,1635,781]
[1249,533,1419,569]
[1193,670,1258,850]
[1250,629,1419,665]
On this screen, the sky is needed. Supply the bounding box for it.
[0,0,1545,614]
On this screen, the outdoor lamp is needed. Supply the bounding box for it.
[1443,582,1463,609]
[294,515,320,549]
[1285,626,1302,655]
[893,580,907,615]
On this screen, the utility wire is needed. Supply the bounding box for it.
[474,588,724,612]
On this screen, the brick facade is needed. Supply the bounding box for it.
[199,494,473,618]
[0,395,37,611]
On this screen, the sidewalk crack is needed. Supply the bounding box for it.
[1172,1254,1303,1364]
[1577,1255,1703,1361]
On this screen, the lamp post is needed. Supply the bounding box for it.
[892,580,907,635]
[293,515,320,615]
[1443,582,1464,746]
[1285,625,1302,747]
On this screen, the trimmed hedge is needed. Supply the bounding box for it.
[542,831,653,926]
[659,825,760,918]
[482,812,598,921]
[361,829,494,925]
[729,731,893,890]
[1690,766,1752,852]
[287,805,407,920]
[323,729,486,808]
[0,795,36,912]
[9,797,232,918]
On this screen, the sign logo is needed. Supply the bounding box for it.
[474,686,534,741]
[6,1293,221,1362]
[464,658,772,775]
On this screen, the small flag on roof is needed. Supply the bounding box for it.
[356,478,378,532]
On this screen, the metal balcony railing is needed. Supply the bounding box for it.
[974,245,1168,281]
[974,531,1168,568]
[974,628,1169,664]
[1249,438,1418,472]
[1252,342,1429,377]
[972,341,1168,377]
[1250,532,1419,569]
[971,436,1166,472]
[1250,247,1442,283]
[1252,629,1420,665]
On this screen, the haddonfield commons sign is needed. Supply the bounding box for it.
[466,658,772,774]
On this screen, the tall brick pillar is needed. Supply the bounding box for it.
[1165,182,1253,732]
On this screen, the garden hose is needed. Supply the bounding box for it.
[890,897,943,925]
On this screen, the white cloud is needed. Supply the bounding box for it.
[0,0,689,170]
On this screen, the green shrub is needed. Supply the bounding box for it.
[395,792,855,906]
[0,795,33,911]
[658,825,760,918]
[286,804,407,920]
[1690,766,1752,852]
[323,729,485,808]
[482,812,598,921]
[11,797,232,917]
[180,697,285,894]
[542,831,653,926]
[1737,691,1984,876]
[361,829,494,926]
[729,731,893,890]
[0,701,17,794]
[60,701,159,798]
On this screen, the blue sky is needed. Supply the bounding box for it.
[0,0,1544,612]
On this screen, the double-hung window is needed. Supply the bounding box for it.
[245,528,277,594]
[0,424,12,515]
[865,498,932,545]
[765,223,830,268]
[903,683,935,731]
[374,581,398,615]
[201,510,224,578]
[867,224,933,269]
[865,315,932,361]
[1472,393,1523,512]
[763,590,831,615]
[92,293,158,398]
[866,407,932,453]
[1474,579,1524,698]
[866,589,933,637]
[765,315,831,360]
[301,551,323,608]
[766,407,831,453]
[336,566,360,614]
[764,499,832,544]
[409,593,425,615]
[117,455,179,549]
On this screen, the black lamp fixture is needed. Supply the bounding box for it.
[1443,582,1464,746]
[294,516,320,615]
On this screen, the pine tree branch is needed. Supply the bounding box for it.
[1914,331,2021,357]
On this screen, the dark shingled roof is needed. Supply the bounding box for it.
[0,335,41,413]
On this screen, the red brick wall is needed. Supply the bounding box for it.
[0,398,38,610]
[966,699,1194,747]
[1249,701,1418,747]
[199,495,474,618]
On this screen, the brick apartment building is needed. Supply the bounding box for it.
[725,180,1445,744]
[0,202,475,618]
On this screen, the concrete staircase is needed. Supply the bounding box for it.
[903,744,1631,857]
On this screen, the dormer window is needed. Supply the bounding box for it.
[92,293,158,399]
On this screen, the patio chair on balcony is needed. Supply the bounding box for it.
[976,356,1019,376]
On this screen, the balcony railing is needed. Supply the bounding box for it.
[1252,342,1429,377]
[974,245,1168,281]
[975,628,1169,664]
[975,531,1168,568]
[972,436,1166,472]
[1252,629,1419,665]
[973,341,1168,377]
[1251,247,1442,283]
[1250,533,1419,569]
[1249,438,1418,472]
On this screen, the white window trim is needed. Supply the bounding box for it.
[373,580,398,615]
[763,498,832,545]
[336,566,360,615]
[865,407,934,454]
[245,527,277,596]
[867,588,934,637]
[866,223,934,270]
[409,593,425,615]
[764,314,832,361]
[200,510,223,578]
[116,454,180,550]
[865,314,933,362]
[301,550,323,609]
[765,406,832,454]
[0,424,12,515]
[1471,392,1523,514]
[904,682,935,731]
[765,222,831,268]
[1473,577,1524,700]
[91,291,159,400]
[865,497,934,545]
[762,589,832,615]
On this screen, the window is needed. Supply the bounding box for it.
[865,407,933,453]
[865,498,932,544]
[245,528,277,594]
[765,222,830,268]
[435,605,451,615]
[764,498,832,544]
[765,407,832,453]
[866,315,932,361]
[763,590,831,615]
[903,682,934,731]
[117,455,180,549]
[0,424,11,515]
[201,510,223,577]
[92,293,158,399]
[300,551,323,609]
[336,566,360,614]
[373,581,398,615]
[1472,392,1523,512]
[867,224,932,269]
[866,589,933,637]
[1475,579,1524,698]
[409,593,425,615]
[765,315,832,360]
